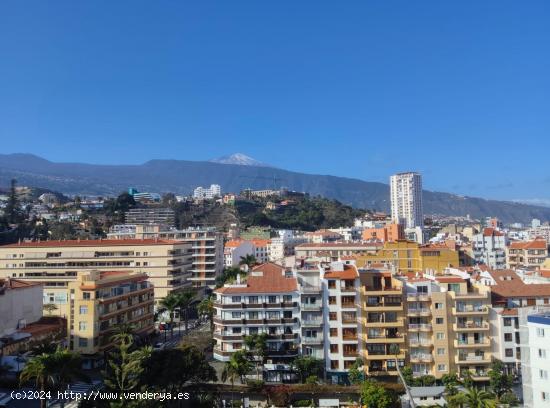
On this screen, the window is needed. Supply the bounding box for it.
[143,262,148,266]
[435,303,443,310]
[248,312,258,319]
[283,295,292,302]
[78,338,88,347]
[330,360,339,370]
[542,392,549,402]
[330,344,339,353]
[437,348,445,355]
[330,328,338,337]
[540,370,548,380]
[79,306,88,315]
[537,328,545,337]
[329,296,336,305]
[231,296,241,303]
[329,312,337,321]
[436,332,445,340]
[539,349,547,358]
[232,343,242,350]
[231,312,241,318]
[233,327,241,334]
[248,296,259,304]
[503,318,512,327]
[328,280,336,289]
[249,327,258,335]
[505,348,514,357]
[436,318,444,324]
[78,322,87,331]
[83,292,91,300]
[268,295,277,303]
[437,364,447,371]
[504,333,513,342]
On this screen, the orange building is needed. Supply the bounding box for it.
[362,224,404,242]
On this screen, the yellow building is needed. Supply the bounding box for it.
[355,240,459,275]
[67,270,154,367]
[0,239,192,315]
[359,269,407,376]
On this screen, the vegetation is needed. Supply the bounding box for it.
[197,295,215,332]
[290,356,324,384]
[239,254,258,269]
[360,380,397,408]
[448,386,496,408]
[348,358,365,385]
[243,333,268,378]
[215,266,246,287]
[43,303,58,316]
[488,360,514,401]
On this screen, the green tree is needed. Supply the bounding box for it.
[197,295,215,332]
[244,333,268,378]
[290,356,323,384]
[20,348,87,408]
[450,387,496,408]
[348,358,365,385]
[159,292,181,338]
[488,360,513,399]
[442,372,460,396]
[498,391,520,406]
[43,303,58,316]
[221,351,251,403]
[215,266,244,287]
[239,254,258,269]
[176,290,196,334]
[4,179,22,224]
[360,380,396,408]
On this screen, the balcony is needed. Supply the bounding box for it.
[454,339,491,348]
[213,333,243,341]
[267,349,299,357]
[408,323,432,332]
[214,302,243,309]
[341,302,357,309]
[343,350,359,358]
[452,306,488,315]
[342,316,358,325]
[455,354,491,365]
[365,302,403,311]
[364,286,402,296]
[410,354,433,363]
[407,294,430,302]
[409,339,432,347]
[366,351,406,360]
[301,285,322,293]
[454,292,488,300]
[342,333,359,341]
[213,347,234,357]
[301,303,321,310]
[302,336,324,344]
[453,322,490,331]
[364,318,404,328]
[366,334,405,343]
[407,308,431,317]
[301,318,323,327]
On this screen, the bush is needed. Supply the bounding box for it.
[305,375,318,384]
[293,399,315,407]
[246,379,265,391]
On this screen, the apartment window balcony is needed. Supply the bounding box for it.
[301,318,323,327]
[408,323,432,331]
[410,354,433,363]
[302,335,324,344]
[301,303,321,310]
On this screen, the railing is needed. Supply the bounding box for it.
[302,336,324,344]
[455,322,489,329]
[302,318,323,326]
[301,303,321,310]
[409,339,431,346]
[301,285,322,293]
[454,305,488,313]
[408,308,431,314]
[410,354,433,362]
[408,323,432,331]
[457,354,487,362]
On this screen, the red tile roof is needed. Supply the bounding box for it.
[225,239,245,248]
[1,239,181,248]
[323,264,359,280]
[215,262,297,294]
[436,276,465,283]
[509,239,547,250]
[0,278,42,290]
[488,270,550,301]
[296,242,382,248]
[483,228,504,237]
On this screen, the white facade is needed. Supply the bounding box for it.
[489,308,521,375]
[193,184,221,200]
[0,279,43,337]
[390,172,423,229]
[472,229,506,269]
[521,311,550,408]
[223,241,255,267]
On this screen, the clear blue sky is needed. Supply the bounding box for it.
[1,1,549,202]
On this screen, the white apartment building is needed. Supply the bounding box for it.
[521,310,550,408]
[390,172,423,229]
[224,240,255,267]
[528,225,550,242]
[213,263,301,365]
[296,266,324,361]
[472,228,506,269]
[193,184,221,200]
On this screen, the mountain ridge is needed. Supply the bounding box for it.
[0,153,549,223]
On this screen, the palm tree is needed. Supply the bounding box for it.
[111,323,136,345]
[221,360,239,404]
[461,387,496,408]
[197,295,215,332]
[239,254,257,269]
[159,292,181,338]
[176,290,196,334]
[389,343,415,408]
[20,348,87,408]
[43,303,58,316]
[243,333,268,379]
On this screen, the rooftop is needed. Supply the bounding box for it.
[215,262,297,294]
[1,238,182,248]
[489,270,550,300]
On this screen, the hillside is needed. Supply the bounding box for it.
[1,153,549,223]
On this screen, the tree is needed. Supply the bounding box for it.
[243,333,268,378]
[360,380,396,408]
[498,391,520,406]
[451,387,496,408]
[197,295,215,332]
[221,352,251,404]
[110,323,136,345]
[30,340,58,356]
[176,290,196,334]
[488,360,513,400]
[20,348,87,408]
[442,372,460,396]
[239,254,257,269]
[43,303,58,316]
[159,292,181,338]
[216,267,244,287]
[4,179,22,224]
[348,358,365,385]
[290,356,323,384]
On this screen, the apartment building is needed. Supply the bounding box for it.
[472,228,506,269]
[213,263,300,363]
[506,238,548,269]
[67,270,155,368]
[193,184,221,200]
[490,308,521,375]
[361,223,404,242]
[360,269,406,377]
[323,262,361,383]
[224,239,254,267]
[250,239,271,264]
[125,208,175,227]
[107,225,224,288]
[295,242,383,262]
[304,230,343,244]
[0,239,192,315]
[390,172,423,229]
[355,241,460,274]
[0,278,43,337]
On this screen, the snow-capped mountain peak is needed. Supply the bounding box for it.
[210,153,272,167]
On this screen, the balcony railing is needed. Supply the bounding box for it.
[408,323,432,331]
[302,336,324,344]
[301,318,323,326]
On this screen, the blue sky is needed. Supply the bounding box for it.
[1,1,549,202]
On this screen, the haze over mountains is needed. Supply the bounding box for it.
[1,153,549,224]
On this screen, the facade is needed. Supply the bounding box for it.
[0,278,43,337]
[506,238,548,269]
[193,184,221,200]
[361,223,404,242]
[390,172,423,229]
[67,270,154,367]
[0,239,192,314]
[528,225,550,242]
[472,228,506,269]
[295,242,383,262]
[304,230,343,244]
[224,239,254,267]
[125,208,175,227]
[250,239,271,264]
[213,263,300,363]
[107,225,224,288]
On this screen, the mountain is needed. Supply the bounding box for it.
[210,153,272,167]
[1,153,550,223]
